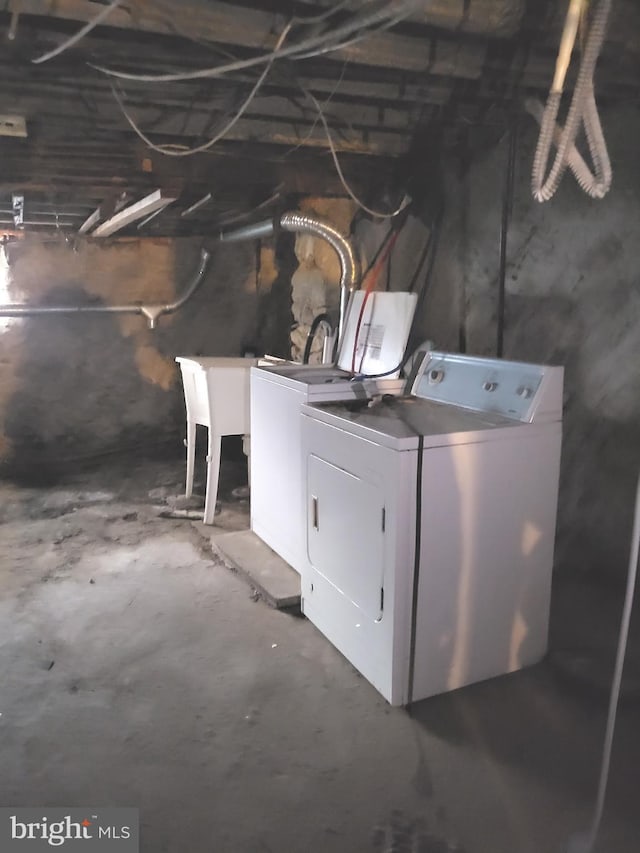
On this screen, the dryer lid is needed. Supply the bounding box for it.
[302,396,520,451]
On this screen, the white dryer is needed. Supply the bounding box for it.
[250,290,417,573]
[300,351,563,705]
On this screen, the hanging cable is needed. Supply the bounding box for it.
[360,218,408,283]
[291,0,352,25]
[302,313,333,365]
[302,219,404,366]
[351,228,401,373]
[303,88,410,220]
[110,23,291,157]
[530,0,612,202]
[281,62,348,158]
[89,0,420,83]
[290,6,415,60]
[32,0,122,64]
[353,206,443,380]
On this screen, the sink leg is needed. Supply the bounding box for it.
[185,420,196,497]
[203,431,221,525]
[243,434,251,485]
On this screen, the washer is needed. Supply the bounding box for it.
[250,291,417,573]
[300,351,564,705]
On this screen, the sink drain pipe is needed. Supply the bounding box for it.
[0,247,211,329]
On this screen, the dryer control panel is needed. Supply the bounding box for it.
[412,352,563,423]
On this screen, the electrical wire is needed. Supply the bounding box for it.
[32,0,123,64]
[291,0,351,26]
[303,87,410,219]
[360,221,404,284]
[110,24,291,157]
[351,228,401,373]
[302,312,333,365]
[280,62,349,158]
[352,208,443,380]
[302,219,404,366]
[88,0,420,82]
[407,226,435,294]
[290,6,414,60]
[407,431,425,706]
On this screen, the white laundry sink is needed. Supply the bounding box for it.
[176,356,257,524]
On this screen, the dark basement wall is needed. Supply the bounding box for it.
[0,236,272,477]
[421,104,640,584]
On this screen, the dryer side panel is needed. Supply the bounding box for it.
[412,426,562,701]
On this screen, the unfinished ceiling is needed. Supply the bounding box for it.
[0,0,638,237]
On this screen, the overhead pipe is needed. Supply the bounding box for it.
[0,211,357,335]
[0,248,211,329]
[140,248,211,328]
[219,219,276,243]
[220,211,359,346]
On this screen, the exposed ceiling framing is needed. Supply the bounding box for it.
[0,0,638,237]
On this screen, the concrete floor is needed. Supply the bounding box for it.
[0,455,639,853]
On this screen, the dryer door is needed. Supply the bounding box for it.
[307,454,385,621]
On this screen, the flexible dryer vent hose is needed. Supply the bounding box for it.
[220,211,359,349]
[530,0,612,202]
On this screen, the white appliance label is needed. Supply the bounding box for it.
[356,323,385,361]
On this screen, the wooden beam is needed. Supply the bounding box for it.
[77,206,101,234]
[9,0,487,76]
[290,0,525,37]
[0,80,423,134]
[10,0,524,42]
[77,190,129,233]
[92,189,176,236]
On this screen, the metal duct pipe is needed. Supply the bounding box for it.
[218,219,276,243]
[280,212,358,345]
[220,211,359,345]
[0,248,211,329]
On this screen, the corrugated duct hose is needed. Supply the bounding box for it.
[527,0,612,202]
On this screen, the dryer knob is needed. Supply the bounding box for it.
[517,386,532,399]
[429,369,445,384]
[483,381,498,392]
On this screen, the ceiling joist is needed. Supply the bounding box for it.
[0,0,637,237]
